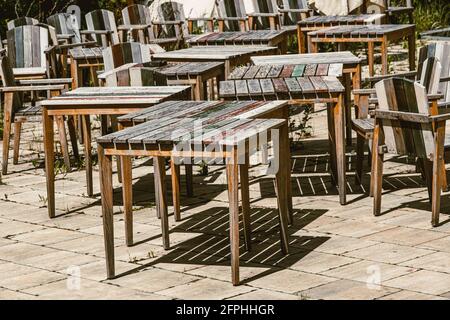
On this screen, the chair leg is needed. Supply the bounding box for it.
[56,116,71,170]
[372,125,384,216]
[239,163,252,252]
[13,121,22,165]
[67,116,79,159]
[432,122,446,227]
[170,159,181,222]
[121,156,133,246]
[154,156,170,249]
[2,93,13,175]
[185,163,194,197]
[355,134,365,185]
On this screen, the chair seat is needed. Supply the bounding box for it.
[15,103,42,117]
[352,118,374,138]
[13,67,47,78]
[387,6,414,14]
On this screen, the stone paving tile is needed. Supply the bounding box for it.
[246,269,336,294]
[227,289,301,300]
[48,235,106,257]
[107,267,200,293]
[0,289,36,300]
[23,278,169,300]
[379,290,449,300]
[301,279,399,300]
[362,226,448,246]
[400,252,450,273]
[11,228,86,246]
[0,269,64,291]
[384,270,450,295]
[307,219,396,238]
[417,236,450,253]
[0,242,57,263]
[20,250,103,272]
[156,278,253,300]
[343,243,435,264]
[321,260,417,283]
[69,260,140,282]
[186,264,273,283]
[0,219,45,238]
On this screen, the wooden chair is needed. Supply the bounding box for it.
[278,0,314,26]
[6,17,38,30]
[82,9,119,48]
[371,78,447,227]
[247,0,281,30]
[47,13,82,44]
[152,0,192,47]
[216,0,249,32]
[0,56,76,175]
[385,0,414,24]
[352,42,450,184]
[104,64,167,87]
[101,42,155,72]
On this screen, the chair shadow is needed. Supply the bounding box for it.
[114,206,331,284]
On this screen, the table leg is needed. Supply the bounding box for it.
[239,159,252,252]
[408,32,416,72]
[368,42,375,76]
[308,36,316,53]
[381,37,388,75]
[226,147,240,286]
[82,115,93,197]
[344,73,353,147]
[334,94,347,205]
[195,75,204,101]
[98,143,115,279]
[43,109,55,218]
[154,156,170,249]
[67,116,79,159]
[2,93,13,175]
[327,104,338,186]
[170,158,181,222]
[71,60,81,89]
[121,155,133,247]
[185,163,194,197]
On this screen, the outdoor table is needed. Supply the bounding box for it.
[69,47,104,89]
[307,24,416,76]
[97,100,291,285]
[219,67,348,205]
[40,86,192,219]
[251,51,362,146]
[297,13,386,53]
[152,45,279,79]
[187,30,290,54]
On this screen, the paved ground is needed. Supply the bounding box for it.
[1,46,450,300]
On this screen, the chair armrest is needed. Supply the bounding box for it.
[278,8,313,13]
[247,12,281,17]
[58,41,98,50]
[364,71,417,84]
[117,24,151,31]
[80,30,114,35]
[152,20,184,26]
[216,17,248,21]
[0,85,66,92]
[187,17,214,22]
[18,78,72,85]
[431,113,450,123]
[370,110,431,123]
[353,88,376,96]
[440,76,450,83]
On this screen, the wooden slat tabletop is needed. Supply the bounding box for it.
[117,100,288,125]
[154,61,225,76]
[69,47,103,60]
[98,116,285,147]
[252,52,361,66]
[308,24,415,38]
[187,30,287,45]
[40,86,191,107]
[298,14,385,26]
[152,46,278,61]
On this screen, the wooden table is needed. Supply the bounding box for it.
[307,24,416,76]
[152,45,279,79]
[251,51,361,146]
[40,86,192,219]
[187,30,289,54]
[219,69,348,205]
[69,47,104,89]
[297,14,386,53]
[97,100,292,285]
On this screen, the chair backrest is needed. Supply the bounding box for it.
[251,0,279,29]
[105,65,167,87]
[102,42,153,71]
[122,4,153,25]
[7,25,49,69]
[47,13,81,43]
[155,1,189,38]
[36,23,58,46]
[418,57,442,95]
[279,0,310,25]
[0,56,23,114]
[216,0,247,31]
[7,17,39,30]
[417,42,450,102]
[85,9,119,46]
[375,78,434,159]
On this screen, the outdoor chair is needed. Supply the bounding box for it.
[247,0,282,30]
[6,17,38,30]
[352,42,450,184]
[0,56,77,175]
[216,0,249,32]
[371,78,447,227]
[82,9,120,48]
[278,0,314,27]
[384,0,414,24]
